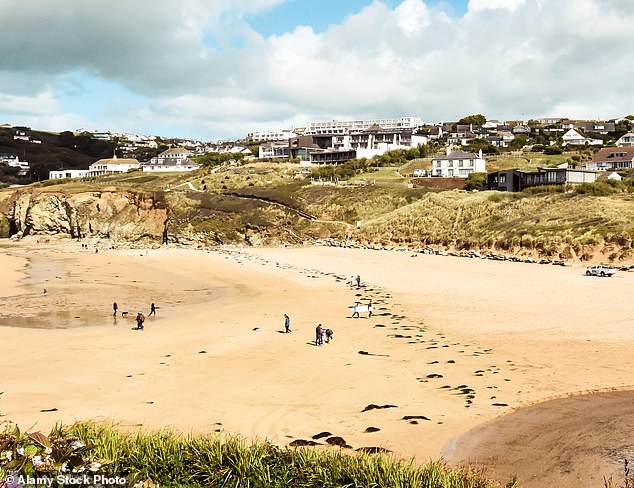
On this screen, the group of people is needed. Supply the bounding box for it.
[315,323,334,346]
[113,302,157,330]
[350,275,362,289]
[283,315,334,346]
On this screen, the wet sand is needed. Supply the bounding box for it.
[444,390,634,487]
[1,237,633,486]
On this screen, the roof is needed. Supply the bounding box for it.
[92,158,140,165]
[159,147,193,157]
[593,147,634,163]
[433,150,481,161]
[146,158,198,166]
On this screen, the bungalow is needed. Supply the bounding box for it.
[88,157,141,176]
[488,167,597,192]
[561,128,603,146]
[49,169,89,180]
[143,147,200,172]
[580,121,615,135]
[431,149,486,178]
[586,147,634,171]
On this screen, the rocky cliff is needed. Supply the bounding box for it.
[0,189,169,242]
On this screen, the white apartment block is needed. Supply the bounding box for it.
[304,116,424,135]
[247,129,296,142]
[332,131,428,159]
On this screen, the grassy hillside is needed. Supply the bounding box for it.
[4,161,634,262]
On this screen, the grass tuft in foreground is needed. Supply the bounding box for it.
[0,421,510,487]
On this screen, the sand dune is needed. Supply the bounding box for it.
[1,237,633,487]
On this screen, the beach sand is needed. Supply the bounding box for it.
[1,238,633,486]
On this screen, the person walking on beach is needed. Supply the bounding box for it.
[113,301,118,317]
[284,314,291,333]
[356,275,361,289]
[149,302,156,317]
[315,324,323,346]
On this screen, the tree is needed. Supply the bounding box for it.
[509,135,527,150]
[464,172,488,191]
[458,114,486,126]
[464,139,499,155]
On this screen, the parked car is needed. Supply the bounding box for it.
[585,265,617,277]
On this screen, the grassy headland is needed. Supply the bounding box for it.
[2,159,634,263]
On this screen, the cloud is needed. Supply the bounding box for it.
[0,0,633,139]
[467,0,525,13]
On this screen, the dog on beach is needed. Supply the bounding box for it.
[120,311,129,317]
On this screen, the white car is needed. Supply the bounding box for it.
[585,265,617,277]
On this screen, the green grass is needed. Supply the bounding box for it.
[348,167,407,185]
[58,422,505,488]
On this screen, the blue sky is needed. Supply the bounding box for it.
[0,0,632,140]
[247,0,468,36]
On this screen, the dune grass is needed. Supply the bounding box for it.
[55,422,505,488]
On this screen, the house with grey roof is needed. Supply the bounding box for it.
[143,147,200,172]
[431,149,486,177]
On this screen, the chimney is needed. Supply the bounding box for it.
[478,149,483,158]
[446,147,451,156]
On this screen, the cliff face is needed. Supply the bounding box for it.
[0,190,168,241]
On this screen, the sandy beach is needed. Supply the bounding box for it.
[1,238,633,487]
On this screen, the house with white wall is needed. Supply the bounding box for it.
[431,149,486,177]
[616,132,634,147]
[587,147,634,171]
[88,157,141,176]
[143,147,200,172]
[562,128,602,146]
[1,152,30,176]
[49,169,89,180]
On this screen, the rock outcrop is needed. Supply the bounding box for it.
[0,189,168,242]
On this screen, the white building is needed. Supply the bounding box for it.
[49,169,89,180]
[616,132,634,147]
[88,157,141,176]
[431,149,486,177]
[562,128,603,146]
[143,147,200,172]
[304,116,424,135]
[342,131,428,159]
[259,142,290,159]
[247,129,296,142]
[0,152,30,175]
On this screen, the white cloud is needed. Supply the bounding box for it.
[467,0,525,13]
[0,0,633,139]
[0,90,59,115]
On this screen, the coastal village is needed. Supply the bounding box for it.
[2,114,634,193]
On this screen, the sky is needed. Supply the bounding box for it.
[0,0,633,141]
